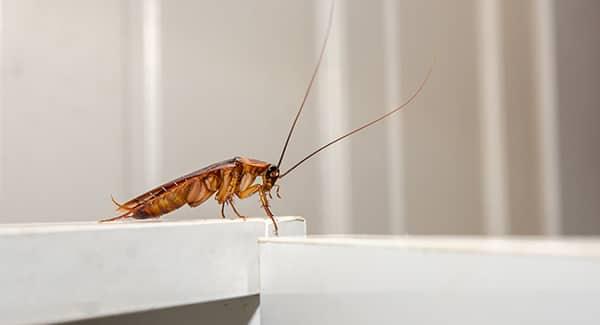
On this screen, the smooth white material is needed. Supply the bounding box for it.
[0,216,305,324]
[260,236,600,324]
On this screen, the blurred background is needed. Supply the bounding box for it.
[0,0,598,235]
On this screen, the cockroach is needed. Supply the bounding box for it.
[100,2,431,235]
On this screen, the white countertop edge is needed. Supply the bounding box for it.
[0,216,305,235]
[259,235,600,258]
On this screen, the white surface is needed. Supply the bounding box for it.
[0,216,305,324]
[259,236,600,324]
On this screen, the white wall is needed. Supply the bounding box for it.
[0,0,598,235]
[1,0,126,223]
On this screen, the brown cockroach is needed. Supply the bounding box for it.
[100,2,431,234]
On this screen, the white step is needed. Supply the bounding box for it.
[259,236,600,325]
[0,217,305,324]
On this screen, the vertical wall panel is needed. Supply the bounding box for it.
[399,0,484,234]
[533,0,561,235]
[0,0,4,212]
[383,0,406,234]
[343,0,390,234]
[555,0,600,235]
[478,0,509,235]
[502,0,543,235]
[121,0,145,197]
[1,0,125,222]
[141,0,162,189]
[315,0,352,234]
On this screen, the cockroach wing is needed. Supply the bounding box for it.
[115,158,238,212]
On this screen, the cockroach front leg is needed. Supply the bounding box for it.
[258,190,279,235]
[237,184,279,235]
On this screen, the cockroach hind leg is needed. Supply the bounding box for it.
[220,202,227,219]
[228,200,247,221]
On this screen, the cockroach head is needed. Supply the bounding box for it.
[265,165,280,185]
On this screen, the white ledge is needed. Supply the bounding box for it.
[260,235,600,257]
[0,216,305,324]
[259,235,600,325]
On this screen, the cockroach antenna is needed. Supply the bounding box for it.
[276,0,336,169]
[279,66,433,179]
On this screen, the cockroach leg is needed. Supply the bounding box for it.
[236,184,261,199]
[228,199,247,220]
[220,202,227,219]
[265,208,279,236]
[259,189,279,235]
